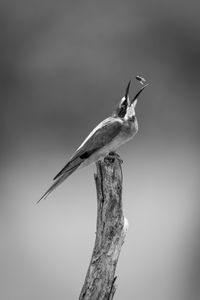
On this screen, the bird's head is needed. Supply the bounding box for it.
[113,76,148,120]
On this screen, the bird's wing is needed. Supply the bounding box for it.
[53,117,122,180]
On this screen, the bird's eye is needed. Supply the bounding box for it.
[118,99,128,118]
[121,98,127,108]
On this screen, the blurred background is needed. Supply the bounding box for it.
[0,0,200,299]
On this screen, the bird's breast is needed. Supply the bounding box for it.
[121,117,138,139]
[80,118,138,169]
[101,118,138,155]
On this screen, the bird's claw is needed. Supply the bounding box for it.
[104,152,123,164]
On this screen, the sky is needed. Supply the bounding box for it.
[0,0,200,299]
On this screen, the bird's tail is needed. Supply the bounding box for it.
[37,164,80,203]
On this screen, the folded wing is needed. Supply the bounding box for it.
[53,117,122,180]
[38,117,122,202]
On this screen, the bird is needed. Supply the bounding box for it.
[38,77,148,203]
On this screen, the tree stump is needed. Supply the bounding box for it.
[79,154,128,300]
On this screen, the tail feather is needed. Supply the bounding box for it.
[53,157,82,180]
[37,163,81,203]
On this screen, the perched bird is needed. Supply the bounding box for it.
[38,77,148,202]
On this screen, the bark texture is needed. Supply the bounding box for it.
[79,155,128,300]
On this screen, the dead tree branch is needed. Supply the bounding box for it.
[79,154,128,300]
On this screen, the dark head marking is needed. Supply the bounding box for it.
[118,97,128,118]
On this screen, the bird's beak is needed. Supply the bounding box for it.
[125,80,131,100]
[131,83,149,105]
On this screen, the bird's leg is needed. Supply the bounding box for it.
[104,152,123,164]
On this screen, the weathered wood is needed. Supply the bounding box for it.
[79,154,128,300]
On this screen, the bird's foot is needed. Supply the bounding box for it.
[104,152,123,164]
